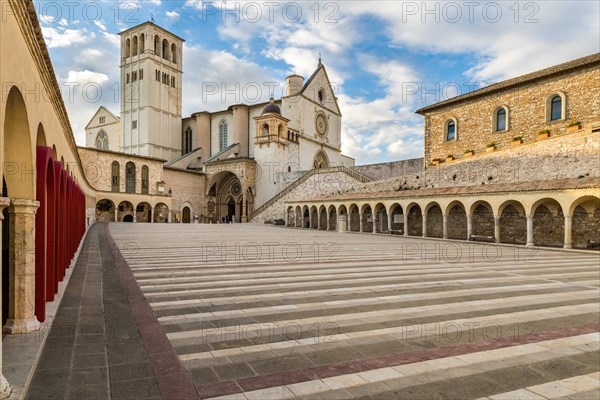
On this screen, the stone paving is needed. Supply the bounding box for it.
[101,223,599,400]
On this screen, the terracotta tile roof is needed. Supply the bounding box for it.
[289,177,600,203]
[416,53,600,114]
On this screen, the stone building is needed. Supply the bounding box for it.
[85,21,355,224]
[284,53,600,250]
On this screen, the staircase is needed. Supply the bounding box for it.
[251,166,372,221]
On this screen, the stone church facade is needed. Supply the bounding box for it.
[84,21,355,224]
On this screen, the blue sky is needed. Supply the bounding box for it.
[37,1,599,165]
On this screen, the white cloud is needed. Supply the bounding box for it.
[166,11,180,21]
[41,26,95,48]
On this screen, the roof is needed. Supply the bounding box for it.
[119,21,185,42]
[289,177,600,203]
[416,52,600,114]
[85,106,120,129]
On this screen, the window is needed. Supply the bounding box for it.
[162,39,170,60]
[125,162,136,193]
[99,116,105,124]
[550,95,562,120]
[219,120,228,150]
[132,120,137,129]
[132,71,137,82]
[445,119,457,141]
[95,130,109,150]
[139,68,143,80]
[262,124,269,137]
[492,106,509,132]
[496,109,506,131]
[141,165,149,194]
[155,69,160,81]
[546,92,566,122]
[140,33,145,53]
[132,36,138,56]
[125,38,131,58]
[318,88,325,103]
[183,127,192,154]
[171,76,175,88]
[171,43,177,64]
[154,35,160,56]
[126,73,130,84]
[111,161,120,192]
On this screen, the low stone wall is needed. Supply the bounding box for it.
[351,158,423,181]
[339,130,599,195]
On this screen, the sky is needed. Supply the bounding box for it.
[36,0,599,165]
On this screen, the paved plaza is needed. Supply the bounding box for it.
[26,223,599,399]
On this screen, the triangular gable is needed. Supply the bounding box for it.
[85,106,119,129]
[299,64,341,116]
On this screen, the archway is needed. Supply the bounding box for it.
[532,199,564,247]
[310,206,318,229]
[361,204,373,233]
[136,202,152,223]
[374,203,387,233]
[154,203,169,223]
[295,206,302,227]
[182,206,191,223]
[406,204,423,236]
[471,201,494,238]
[123,215,134,223]
[96,199,116,222]
[328,205,337,231]
[303,206,309,228]
[118,201,134,222]
[287,206,295,226]
[313,150,329,169]
[319,206,327,230]
[499,201,527,244]
[425,203,443,238]
[389,204,404,234]
[447,202,467,240]
[571,196,600,249]
[349,204,360,232]
[208,171,244,223]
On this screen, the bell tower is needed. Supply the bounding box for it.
[119,22,184,161]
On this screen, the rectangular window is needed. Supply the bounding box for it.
[132,120,137,129]
[171,76,175,88]
[126,73,130,84]
[139,68,144,80]
[99,116,105,124]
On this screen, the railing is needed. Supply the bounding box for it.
[251,166,372,220]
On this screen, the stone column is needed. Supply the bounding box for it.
[494,217,501,243]
[563,215,573,249]
[338,214,347,233]
[526,214,534,247]
[403,212,409,236]
[4,199,40,334]
[133,213,137,223]
[241,193,248,223]
[422,214,427,237]
[359,214,363,232]
[167,212,172,223]
[0,198,13,397]
[373,214,378,234]
[387,213,392,234]
[466,213,473,240]
[114,208,118,222]
[442,214,448,239]
[326,213,330,230]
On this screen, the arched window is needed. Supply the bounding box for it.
[111,161,120,192]
[162,39,170,60]
[496,109,506,131]
[96,130,109,150]
[141,165,149,194]
[492,106,509,132]
[445,119,457,141]
[154,35,160,56]
[550,95,562,121]
[546,92,566,122]
[219,121,228,150]
[125,162,136,193]
[171,43,177,64]
[262,124,269,137]
[139,33,145,53]
[183,127,192,154]
[125,38,131,58]
[132,36,138,56]
[278,124,285,137]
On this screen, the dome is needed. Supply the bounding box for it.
[262,98,281,115]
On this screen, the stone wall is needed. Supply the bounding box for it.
[338,130,600,195]
[352,158,423,181]
[163,167,206,221]
[78,147,165,194]
[423,63,599,165]
[251,170,366,223]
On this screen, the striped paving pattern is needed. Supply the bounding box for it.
[108,224,600,399]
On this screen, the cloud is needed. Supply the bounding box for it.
[166,10,180,21]
[41,26,95,48]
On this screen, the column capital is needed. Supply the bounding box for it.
[9,199,40,214]
[0,197,10,217]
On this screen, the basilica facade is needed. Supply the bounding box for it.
[84,21,354,224]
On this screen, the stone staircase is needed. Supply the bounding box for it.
[251,166,372,222]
